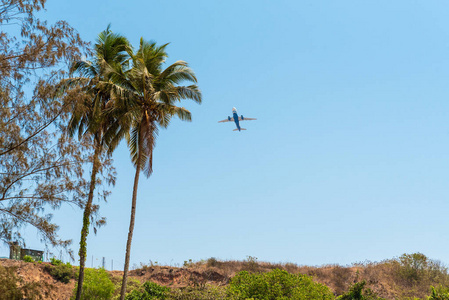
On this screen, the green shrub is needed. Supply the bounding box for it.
[336,281,385,300]
[22,255,34,263]
[125,281,170,300]
[227,269,334,299]
[72,268,114,300]
[50,257,63,266]
[428,286,449,300]
[44,261,75,284]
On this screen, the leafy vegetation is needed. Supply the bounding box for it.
[61,25,202,299]
[0,2,446,300]
[65,25,121,300]
[0,0,94,252]
[22,255,34,263]
[71,268,115,300]
[44,259,75,284]
[125,281,170,300]
[4,254,449,299]
[109,37,202,300]
[50,257,63,266]
[428,286,449,300]
[336,281,385,300]
[227,269,334,299]
[112,277,142,299]
[392,253,448,286]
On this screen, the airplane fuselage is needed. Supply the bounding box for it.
[232,112,241,131]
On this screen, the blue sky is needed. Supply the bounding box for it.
[2,0,449,269]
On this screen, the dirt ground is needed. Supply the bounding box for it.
[0,259,75,299]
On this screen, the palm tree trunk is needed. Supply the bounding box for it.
[120,151,141,300]
[75,137,101,300]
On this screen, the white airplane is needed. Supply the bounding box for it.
[218,107,257,131]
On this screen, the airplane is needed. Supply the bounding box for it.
[218,107,257,131]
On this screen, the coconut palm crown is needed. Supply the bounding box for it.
[67,25,131,140]
[107,38,202,175]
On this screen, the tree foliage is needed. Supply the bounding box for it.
[0,0,110,251]
[107,38,202,300]
[63,25,123,300]
[390,253,449,288]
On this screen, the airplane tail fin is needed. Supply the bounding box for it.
[233,128,246,131]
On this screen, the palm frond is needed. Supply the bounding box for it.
[158,61,198,85]
[173,106,192,122]
[174,85,202,103]
[140,123,158,177]
[70,60,98,78]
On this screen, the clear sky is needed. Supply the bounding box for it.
[2,0,449,270]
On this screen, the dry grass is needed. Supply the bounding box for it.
[4,254,446,299]
[130,254,449,299]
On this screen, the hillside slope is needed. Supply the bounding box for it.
[1,253,447,299]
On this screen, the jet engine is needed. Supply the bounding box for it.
[241,115,244,120]
[228,116,232,121]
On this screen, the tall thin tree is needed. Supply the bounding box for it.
[108,39,202,300]
[64,26,130,300]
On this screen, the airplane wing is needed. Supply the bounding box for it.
[218,119,232,123]
[239,117,257,121]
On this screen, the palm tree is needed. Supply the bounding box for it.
[107,39,202,300]
[64,26,130,300]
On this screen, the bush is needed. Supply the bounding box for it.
[387,252,449,297]
[50,257,63,266]
[183,259,194,268]
[397,253,430,282]
[336,281,385,300]
[429,286,449,300]
[44,261,75,284]
[72,268,114,300]
[393,253,448,285]
[227,269,334,299]
[206,257,220,268]
[243,256,259,273]
[22,255,35,263]
[125,281,170,300]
